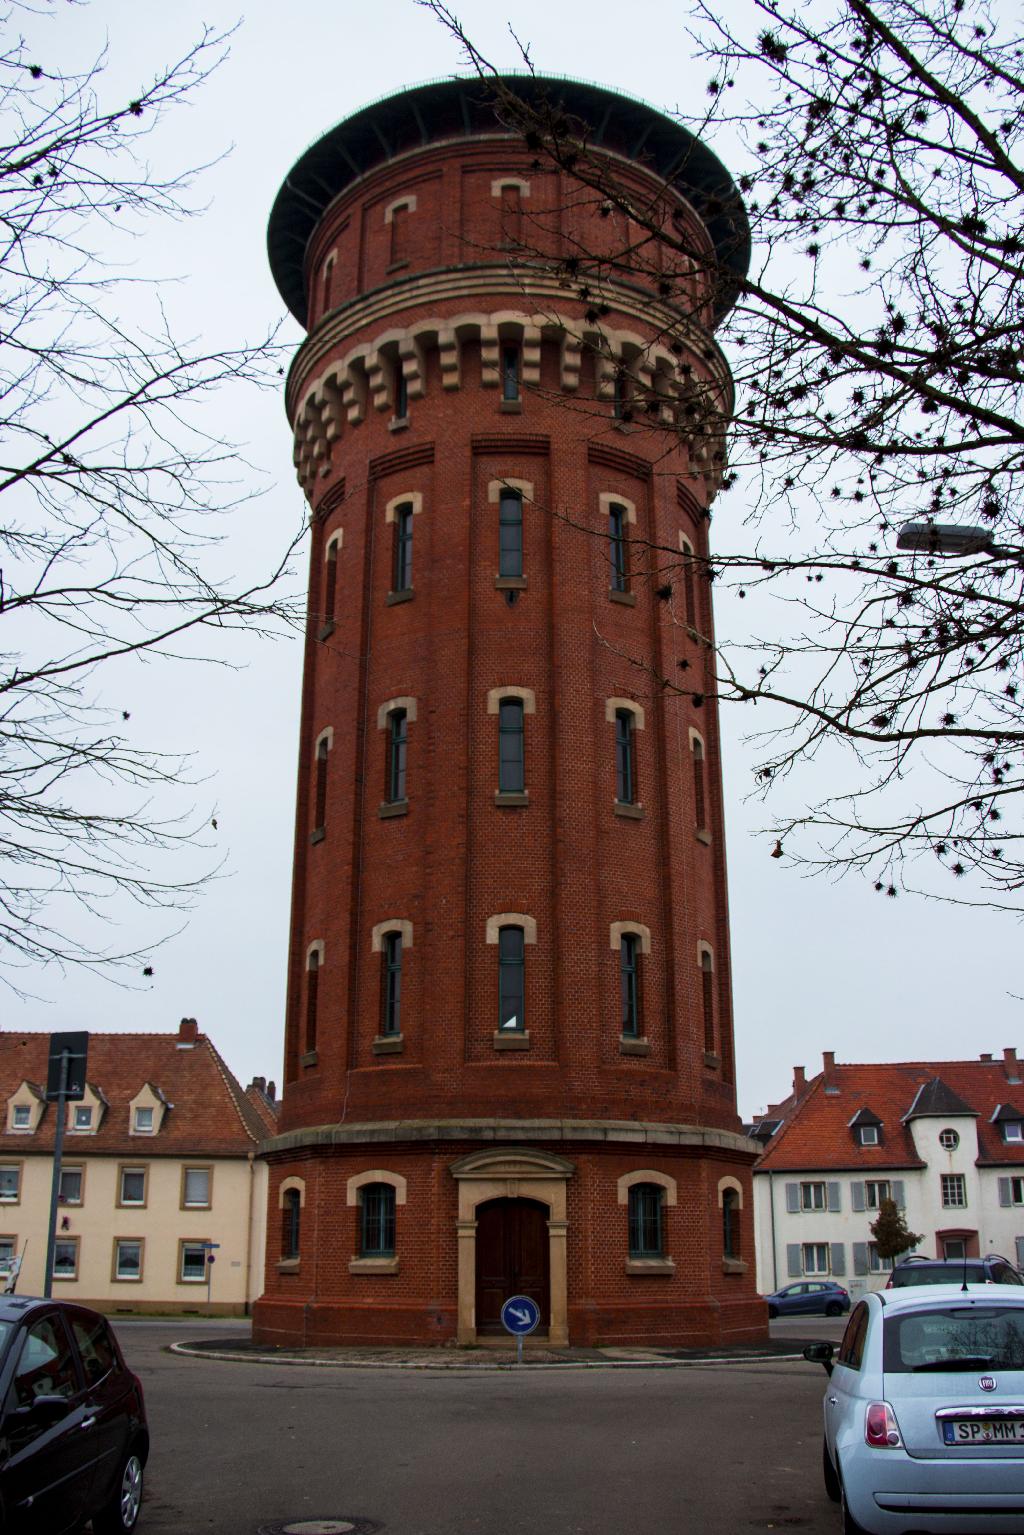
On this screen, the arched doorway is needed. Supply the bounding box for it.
[449,1146,574,1345]
[475,1198,550,1334]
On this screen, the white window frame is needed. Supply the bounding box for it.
[800,1181,826,1212]
[868,1243,894,1273]
[803,1242,830,1276]
[133,1107,154,1134]
[58,1166,83,1205]
[118,1166,147,1208]
[1003,1121,1024,1143]
[0,1166,20,1203]
[114,1239,143,1282]
[182,1167,211,1210]
[941,1172,967,1208]
[11,1106,30,1131]
[859,1124,879,1146]
[938,1127,959,1150]
[1010,1176,1024,1206]
[865,1179,892,1210]
[53,1238,79,1281]
[72,1105,93,1132]
[179,1242,208,1283]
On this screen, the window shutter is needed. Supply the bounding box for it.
[998,1177,1012,1207]
[1016,1236,1024,1269]
[827,1181,841,1213]
[787,1243,801,1277]
[831,1242,846,1276]
[785,1182,800,1214]
[851,1182,865,1212]
[892,1180,905,1208]
[853,1242,869,1276]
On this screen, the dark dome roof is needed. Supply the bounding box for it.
[267,74,750,327]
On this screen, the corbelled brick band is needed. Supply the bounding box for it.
[255,75,764,1347]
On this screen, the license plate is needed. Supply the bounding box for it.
[943,1419,1024,1444]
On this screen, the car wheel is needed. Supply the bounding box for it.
[767,1304,778,1319]
[822,1438,840,1503]
[92,1448,144,1534]
[825,1301,843,1317]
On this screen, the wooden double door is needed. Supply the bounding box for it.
[475,1197,550,1334]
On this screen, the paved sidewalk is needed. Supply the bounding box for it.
[170,1335,809,1369]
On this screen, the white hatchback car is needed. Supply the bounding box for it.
[805,1284,1024,1534]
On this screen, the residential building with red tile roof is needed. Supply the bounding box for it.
[0,1019,271,1313]
[753,1049,1024,1298]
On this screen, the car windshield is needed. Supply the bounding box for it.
[892,1266,983,1285]
[884,1306,1024,1373]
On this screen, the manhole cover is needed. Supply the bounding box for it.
[259,1521,381,1535]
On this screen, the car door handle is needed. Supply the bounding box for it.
[80,1415,96,1429]
[827,1396,838,1406]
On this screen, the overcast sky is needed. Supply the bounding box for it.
[10,0,1020,1119]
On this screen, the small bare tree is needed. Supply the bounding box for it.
[424,0,1024,908]
[0,8,300,983]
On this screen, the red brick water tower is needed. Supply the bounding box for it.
[254,76,763,1347]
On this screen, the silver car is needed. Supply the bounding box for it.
[805,1284,1024,1534]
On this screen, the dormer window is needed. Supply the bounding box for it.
[72,1105,92,1132]
[133,1107,154,1134]
[11,1106,29,1131]
[859,1125,879,1146]
[1003,1120,1024,1143]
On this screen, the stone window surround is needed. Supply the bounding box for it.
[486,686,536,715]
[598,491,637,524]
[371,919,413,952]
[487,477,534,505]
[490,177,531,198]
[180,1164,213,1211]
[306,939,325,970]
[347,1170,406,1275]
[376,695,418,731]
[111,1237,145,1284]
[278,1176,306,1208]
[605,696,646,730]
[116,1163,149,1210]
[609,921,651,955]
[485,913,537,946]
[384,194,418,223]
[618,1170,677,1277]
[384,491,423,523]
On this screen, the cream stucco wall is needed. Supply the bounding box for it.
[0,1153,267,1313]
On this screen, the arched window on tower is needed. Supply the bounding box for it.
[381,931,402,1037]
[392,502,413,593]
[722,1187,740,1261]
[360,1183,396,1257]
[700,945,715,1056]
[497,925,525,1034]
[680,536,698,632]
[498,698,525,794]
[628,1183,664,1258]
[615,709,637,805]
[282,1188,301,1260]
[620,933,641,1038]
[386,708,408,805]
[313,730,332,840]
[305,944,323,1056]
[608,502,630,593]
[691,731,707,836]
[498,490,523,579]
[499,182,523,246]
[322,534,340,636]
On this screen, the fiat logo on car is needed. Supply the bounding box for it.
[979,1376,997,1392]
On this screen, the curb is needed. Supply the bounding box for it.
[169,1340,808,1371]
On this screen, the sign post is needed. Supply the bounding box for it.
[201,1241,221,1307]
[500,1294,540,1365]
[43,1032,88,1299]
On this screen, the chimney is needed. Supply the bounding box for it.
[793,1066,806,1098]
[980,1053,993,1062]
[177,1017,199,1047]
[1004,1047,1020,1083]
[267,1080,277,1102]
[822,1051,835,1075]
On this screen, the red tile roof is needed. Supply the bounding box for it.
[755,1057,1024,1173]
[0,1027,270,1157]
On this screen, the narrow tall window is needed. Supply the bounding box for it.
[387,709,407,803]
[498,925,525,1033]
[502,344,520,402]
[323,538,339,630]
[282,1190,301,1259]
[321,256,334,317]
[389,204,408,265]
[314,736,329,834]
[609,503,629,592]
[628,1183,663,1257]
[681,540,697,630]
[394,364,408,420]
[701,948,715,1054]
[620,933,641,1037]
[500,183,522,246]
[305,949,320,1053]
[722,1188,740,1259]
[612,368,629,420]
[691,735,707,832]
[498,699,525,793]
[615,709,636,804]
[393,503,413,592]
[498,490,523,578]
[382,931,402,1036]
[361,1183,396,1256]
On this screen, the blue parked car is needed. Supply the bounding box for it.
[765,1279,851,1319]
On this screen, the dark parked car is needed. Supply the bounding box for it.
[0,1295,148,1534]
[886,1253,1024,1288]
[765,1280,851,1318]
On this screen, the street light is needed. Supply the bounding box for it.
[897,521,1017,557]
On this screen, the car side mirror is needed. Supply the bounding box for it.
[8,1393,72,1425]
[803,1342,835,1377]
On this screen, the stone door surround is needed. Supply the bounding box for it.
[450,1146,574,1346]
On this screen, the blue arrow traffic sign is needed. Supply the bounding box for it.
[500,1294,540,1336]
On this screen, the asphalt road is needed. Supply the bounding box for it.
[114,1319,846,1535]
